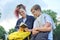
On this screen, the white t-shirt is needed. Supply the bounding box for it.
[23,18,27,23]
[33,13,56,40]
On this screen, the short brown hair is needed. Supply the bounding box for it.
[17,4,26,11]
[31,4,41,12]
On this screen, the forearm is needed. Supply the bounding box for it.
[25,28,32,32]
[37,26,51,32]
[36,22,52,32]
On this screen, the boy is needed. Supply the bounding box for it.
[31,4,56,40]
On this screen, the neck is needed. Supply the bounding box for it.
[22,15,26,19]
[38,12,41,17]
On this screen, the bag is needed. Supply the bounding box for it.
[8,31,30,40]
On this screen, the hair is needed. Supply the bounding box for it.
[31,4,41,12]
[16,4,26,11]
[15,4,26,18]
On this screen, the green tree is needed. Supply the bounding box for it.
[8,28,16,34]
[42,10,57,23]
[53,24,60,40]
[0,26,6,39]
[42,10,60,40]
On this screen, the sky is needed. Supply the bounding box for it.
[0,0,60,32]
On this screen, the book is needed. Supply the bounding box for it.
[20,22,28,28]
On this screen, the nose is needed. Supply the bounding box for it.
[33,13,36,15]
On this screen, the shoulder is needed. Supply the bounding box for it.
[42,13,51,17]
[17,18,22,22]
[27,15,35,19]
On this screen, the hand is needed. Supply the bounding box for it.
[25,28,32,32]
[32,29,39,35]
[25,28,29,32]
[33,27,39,31]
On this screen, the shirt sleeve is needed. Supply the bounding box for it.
[45,15,52,25]
[15,19,20,31]
[45,14,56,30]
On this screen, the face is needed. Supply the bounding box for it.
[31,9,40,18]
[19,8,26,18]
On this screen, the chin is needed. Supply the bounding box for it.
[34,16,37,18]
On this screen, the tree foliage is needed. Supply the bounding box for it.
[42,10,57,23]
[53,24,60,40]
[0,26,6,39]
[8,28,16,34]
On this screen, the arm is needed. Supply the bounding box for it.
[32,22,51,35]
[35,22,51,32]
[32,15,52,35]
[25,16,35,32]
[34,15,52,32]
[15,19,21,31]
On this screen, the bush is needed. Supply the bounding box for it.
[8,28,16,34]
[0,26,6,40]
[54,24,60,40]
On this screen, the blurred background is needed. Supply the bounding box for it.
[0,0,60,40]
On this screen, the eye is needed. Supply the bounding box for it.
[21,11,24,13]
[19,11,24,13]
